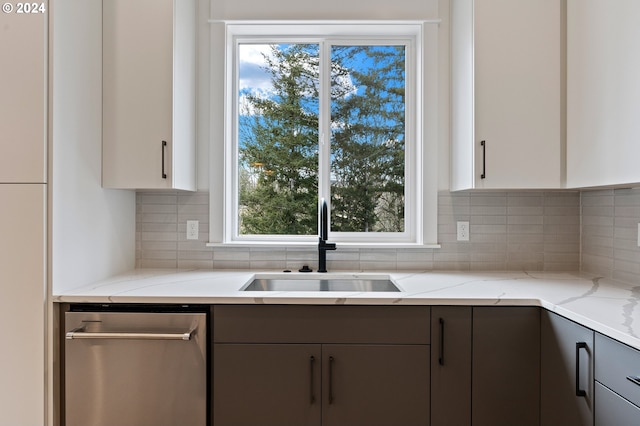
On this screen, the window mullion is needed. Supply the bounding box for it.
[318,40,332,215]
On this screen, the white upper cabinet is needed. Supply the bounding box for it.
[0,9,47,183]
[567,0,640,188]
[102,0,196,190]
[451,0,563,190]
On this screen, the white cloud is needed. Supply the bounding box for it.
[238,44,275,92]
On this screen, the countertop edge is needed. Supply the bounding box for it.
[52,269,640,351]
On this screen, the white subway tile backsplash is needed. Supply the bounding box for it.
[582,224,614,238]
[138,213,178,224]
[507,215,544,225]
[137,194,178,204]
[178,259,214,269]
[214,248,251,262]
[507,206,544,216]
[142,250,177,260]
[141,259,179,268]
[213,259,250,270]
[136,190,582,272]
[141,241,177,251]
[471,215,508,225]
[581,188,640,284]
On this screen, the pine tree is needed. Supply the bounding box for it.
[238,43,406,235]
[330,45,406,232]
[238,44,320,235]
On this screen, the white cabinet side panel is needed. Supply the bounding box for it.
[0,184,45,425]
[0,8,47,183]
[173,0,197,190]
[450,0,475,191]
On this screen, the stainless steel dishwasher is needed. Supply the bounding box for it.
[63,304,208,426]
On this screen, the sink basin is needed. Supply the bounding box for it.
[242,274,400,292]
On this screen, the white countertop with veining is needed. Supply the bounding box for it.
[53,269,640,350]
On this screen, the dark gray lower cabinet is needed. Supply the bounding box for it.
[541,310,594,426]
[430,307,472,426]
[213,344,429,426]
[594,332,640,425]
[321,344,430,426]
[212,305,431,426]
[213,344,322,426]
[595,382,640,425]
[472,307,540,426]
[211,305,640,426]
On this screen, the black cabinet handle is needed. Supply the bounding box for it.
[576,342,587,397]
[328,356,335,404]
[161,140,167,179]
[627,375,640,387]
[480,140,486,179]
[438,318,445,366]
[309,356,316,404]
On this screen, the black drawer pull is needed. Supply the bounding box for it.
[480,140,486,179]
[438,317,445,366]
[310,356,316,404]
[627,375,640,387]
[161,140,168,179]
[328,356,335,404]
[576,342,587,397]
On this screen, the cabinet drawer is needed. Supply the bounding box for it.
[213,305,430,344]
[595,382,640,425]
[595,333,640,406]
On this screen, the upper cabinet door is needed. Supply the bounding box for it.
[567,0,640,188]
[451,0,563,190]
[0,6,47,183]
[102,0,196,190]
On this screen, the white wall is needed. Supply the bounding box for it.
[210,0,437,20]
[51,0,135,293]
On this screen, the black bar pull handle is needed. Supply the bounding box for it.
[438,318,445,366]
[480,140,486,179]
[328,356,335,404]
[627,375,640,387]
[161,140,168,179]
[309,356,316,404]
[576,342,587,397]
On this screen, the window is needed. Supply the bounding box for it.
[214,22,438,246]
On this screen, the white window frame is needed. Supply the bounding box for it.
[208,21,439,248]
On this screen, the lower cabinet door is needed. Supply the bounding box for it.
[322,344,430,426]
[472,307,541,426]
[541,311,594,426]
[431,307,472,426]
[213,344,322,426]
[595,382,640,425]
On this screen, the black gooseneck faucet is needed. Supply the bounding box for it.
[318,198,336,273]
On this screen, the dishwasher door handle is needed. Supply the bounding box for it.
[65,328,194,341]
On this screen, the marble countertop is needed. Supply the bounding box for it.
[53,269,640,350]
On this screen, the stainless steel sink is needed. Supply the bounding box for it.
[242,275,400,292]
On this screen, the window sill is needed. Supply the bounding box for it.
[206,241,441,249]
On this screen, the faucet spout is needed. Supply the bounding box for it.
[318,198,337,273]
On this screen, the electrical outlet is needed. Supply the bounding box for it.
[186,220,199,240]
[457,221,470,241]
